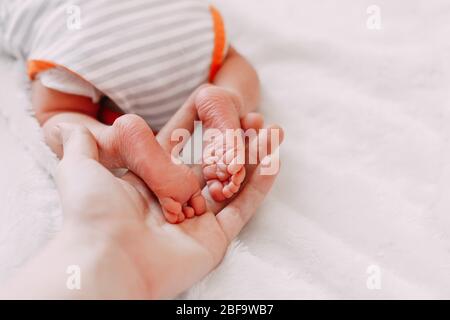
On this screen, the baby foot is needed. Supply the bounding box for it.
[195,86,246,202]
[102,114,206,223]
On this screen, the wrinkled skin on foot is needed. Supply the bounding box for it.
[195,86,247,202]
[96,114,206,223]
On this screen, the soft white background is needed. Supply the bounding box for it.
[1,0,450,299]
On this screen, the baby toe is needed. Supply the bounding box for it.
[231,167,246,186]
[203,164,219,180]
[222,183,236,199]
[160,197,182,216]
[177,212,186,223]
[208,179,226,202]
[183,205,195,219]
[227,158,243,175]
[164,211,179,224]
[223,148,237,164]
[216,169,230,182]
[190,191,206,216]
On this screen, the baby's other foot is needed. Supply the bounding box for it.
[102,114,206,223]
[195,86,246,202]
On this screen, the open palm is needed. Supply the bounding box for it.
[55,100,282,299]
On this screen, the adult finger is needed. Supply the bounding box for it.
[216,151,280,242]
[241,112,264,132]
[53,123,99,161]
[54,123,104,191]
[53,124,116,217]
[156,86,204,153]
[244,124,284,178]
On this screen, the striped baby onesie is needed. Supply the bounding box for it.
[0,0,228,129]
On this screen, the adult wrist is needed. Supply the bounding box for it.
[55,223,152,299]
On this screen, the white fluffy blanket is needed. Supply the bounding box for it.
[1,0,450,299]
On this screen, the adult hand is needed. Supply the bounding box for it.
[1,114,283,299]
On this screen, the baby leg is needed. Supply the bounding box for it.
[98,114,205,223]
[33,81,205,223]
[196,47,260,201]
[195,85,246,201]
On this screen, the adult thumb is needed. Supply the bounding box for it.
[52,123,99,162]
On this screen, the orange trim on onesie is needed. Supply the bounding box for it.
[28,60,89,84]
[28,59,126,126]
[28,59,97,95]
[28,60,57,80]
[209,6,226,82]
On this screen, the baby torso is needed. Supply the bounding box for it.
[1,0,227,130]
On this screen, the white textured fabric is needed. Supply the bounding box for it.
[1,0,450,299]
